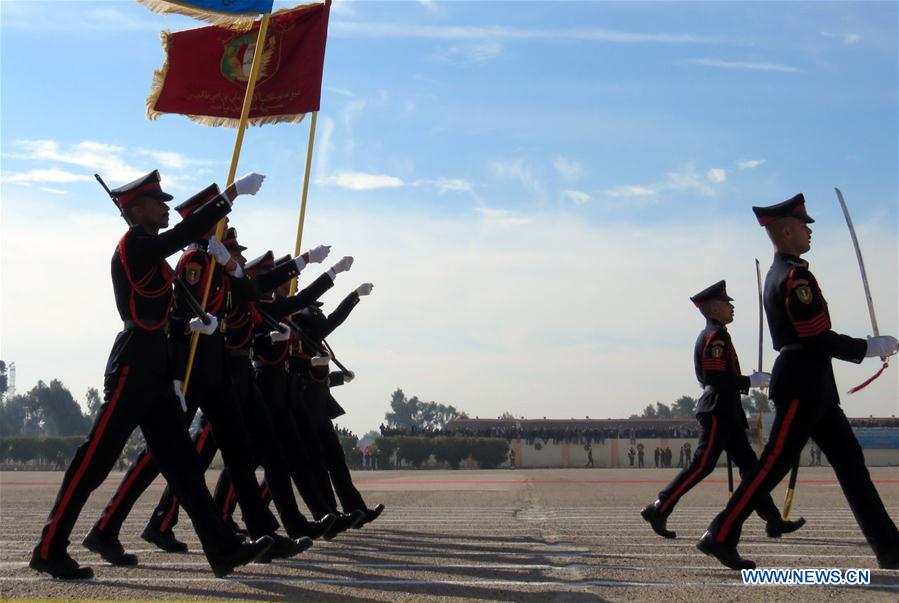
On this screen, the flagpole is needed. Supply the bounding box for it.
[182,11,272,395]
[288,110,318,296]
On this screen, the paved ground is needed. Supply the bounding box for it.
[1,466,897,601]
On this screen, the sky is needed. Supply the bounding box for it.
[1,1,897,436]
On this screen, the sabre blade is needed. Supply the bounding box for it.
[755,258,763,372]
[835,187,879,338]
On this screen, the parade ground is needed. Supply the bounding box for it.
[0,467,897,601]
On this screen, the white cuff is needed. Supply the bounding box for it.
[294,257,307,272]
[227,264,244,278]
[327,268,337,281]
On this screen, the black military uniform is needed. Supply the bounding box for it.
[642,281,802,540]
[152,240,336,541]
[31,171,268,579]
[289,292,385,525]
[700,194,899,570]
[91,192,308,561]
[214,255,365,536]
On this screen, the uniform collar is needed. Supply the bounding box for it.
[707,318,726,331]
[775,251,808,268]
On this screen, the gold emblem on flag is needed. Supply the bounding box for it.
[221,32,278,86]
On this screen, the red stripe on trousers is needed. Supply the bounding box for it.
[222,485,236,521]
[41,368,130,559]
[159,422,212,532]
[658,416,717,514]
[97,451,153,530]
[717,399,800,543]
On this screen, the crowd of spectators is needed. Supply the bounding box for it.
[379,422,701,444]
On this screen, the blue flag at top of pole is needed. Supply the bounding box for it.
[138,0,275,25]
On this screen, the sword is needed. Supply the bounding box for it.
[782,461,800,520]
[726,451,734,498]
[754,258,765,449]
[835,187,889,392]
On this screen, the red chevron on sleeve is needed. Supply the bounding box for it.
[793,312,830,337]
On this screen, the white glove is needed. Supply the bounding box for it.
[270,323,292,343]
[307,244,330,264]
[330,256,353,275]
[206,238,231,266]
[188,314,219,335]
[343,370,355,383]
[311,355,331,367]
[866,335,899,358]
[355,283,373,297]
[234,172,265,196]
[173,380,187,413]
[749,371,771,389]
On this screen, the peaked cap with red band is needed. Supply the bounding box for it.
[752,193,815,226]
[245,250,274,272]
[175,183,220,218]
[690,280,733,308]
[110,170,173,209]
[221,227,247,252]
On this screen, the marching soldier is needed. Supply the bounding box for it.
[641,281,805,540]
[697,194,899,570]
[31,170,272,579]
[138,233,338,547]
[88,190,315,564]
[288,283,386,527]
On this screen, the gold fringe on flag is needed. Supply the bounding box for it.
[138,0,259,27]
[145,30,310,128]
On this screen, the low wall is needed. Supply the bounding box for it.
[506,438,899,469]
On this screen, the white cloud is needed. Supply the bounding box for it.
[3,139,214,191]
[562,190,592,205]
[490,159,542,194]
[318,171,404,191]
[707,168,727,183]
[437,41,503,65]
[39,187,68,195]
[331,22,719,45]
[601,163,725,201]
[737,159,766,170]
[604,185,657,199]
[3,168,93,184]
[419,178,475,195]
[821,31,861,46]
[553,157,583,181]
[681,58,800,73]
[474,207,531,226]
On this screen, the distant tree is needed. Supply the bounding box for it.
[672,396,697,418]
[641,404,657,418]
[498,411,516,420]
[384,388,464,430]
[0,361,8,400]
[85,388,102,419]
[655,402,672,418]
[628,414,640,420]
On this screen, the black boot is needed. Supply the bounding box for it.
[697,531,756,570]
[208,535,273,578]
[289,513,337,541]
[224,516,248,537]
[766,516,806,538]
[141,525,188,553]
[876,544,899,570]
[354,503,385,529]
[641,502,676,539]
[82,526,138,566]
[256,534,313,563]
[322,510,365,541]
[29,548,94,580]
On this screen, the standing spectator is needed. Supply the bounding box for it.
[586,447,595,468]
[627,446,636,467]
[637,443,645,468]
[654,447,661,468]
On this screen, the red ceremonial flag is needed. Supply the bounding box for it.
[147,1,330,127]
